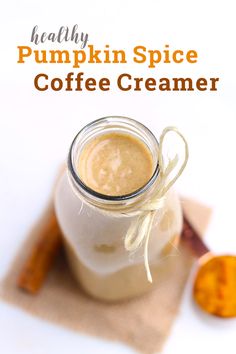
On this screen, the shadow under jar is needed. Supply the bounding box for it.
[54,116,183,302]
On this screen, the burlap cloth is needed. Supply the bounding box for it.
[0,198,211,354]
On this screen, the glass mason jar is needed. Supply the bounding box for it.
[54,116,183,302]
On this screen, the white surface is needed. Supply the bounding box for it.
[0,0,236,353]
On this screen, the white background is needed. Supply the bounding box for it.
[0,0,236,353]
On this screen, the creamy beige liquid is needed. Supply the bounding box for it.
[77,132,154,196]
[55,130,182,301]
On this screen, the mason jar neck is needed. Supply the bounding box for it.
[67,116,160,213]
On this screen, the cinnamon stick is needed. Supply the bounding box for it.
[17,209,62,294]
[182,214,209,258]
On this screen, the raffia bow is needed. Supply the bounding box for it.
[124,127,189,282]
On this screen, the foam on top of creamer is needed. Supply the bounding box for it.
[77,132,154,196]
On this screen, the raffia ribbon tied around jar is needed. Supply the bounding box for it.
[124,127,189,282]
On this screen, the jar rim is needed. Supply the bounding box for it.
[67,116,160,202]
